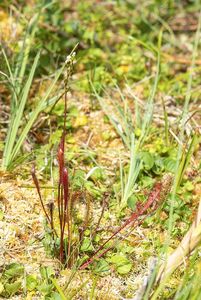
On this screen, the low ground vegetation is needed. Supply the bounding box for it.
[0,1,201,299]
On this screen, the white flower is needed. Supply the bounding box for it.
[65,51,76,64]
[65,55,72,64]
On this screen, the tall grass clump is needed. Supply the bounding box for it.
[1,6,64,171]
[91,31,162,208]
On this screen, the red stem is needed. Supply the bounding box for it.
[32,166,51,225]
[80,182,162,270]
[32,166,58,238]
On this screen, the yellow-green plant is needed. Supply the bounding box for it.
[1,7,64,171]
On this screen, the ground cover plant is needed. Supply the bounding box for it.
[0,1,201,299]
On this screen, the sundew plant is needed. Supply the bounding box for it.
[0,1,201,299]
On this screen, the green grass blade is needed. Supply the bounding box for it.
[2,51,40,169]
[51,278,67,300]
[9,64,65,165]
[162,97,169,146]
[119,153,124,202]
[176,134,198,188]
[2,48,18,111]
[121,134,141,208]
[14,14,39,90]
[138,30,162,147]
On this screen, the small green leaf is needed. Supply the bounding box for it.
[140,152,154,170]
[141,176,153,188]
[80,238,94,252]
[184,181,194,192]
[37,282,53,295]
[94,259,110,275]
[109,254,132,275]
[73,170,85,188]
[153,157,165,174]
[117,262,132,275]
[5,280,21,296]
[4,263,24,279]
[163,157,176,173]
[127,195,137,210]
[26,275,38,291]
